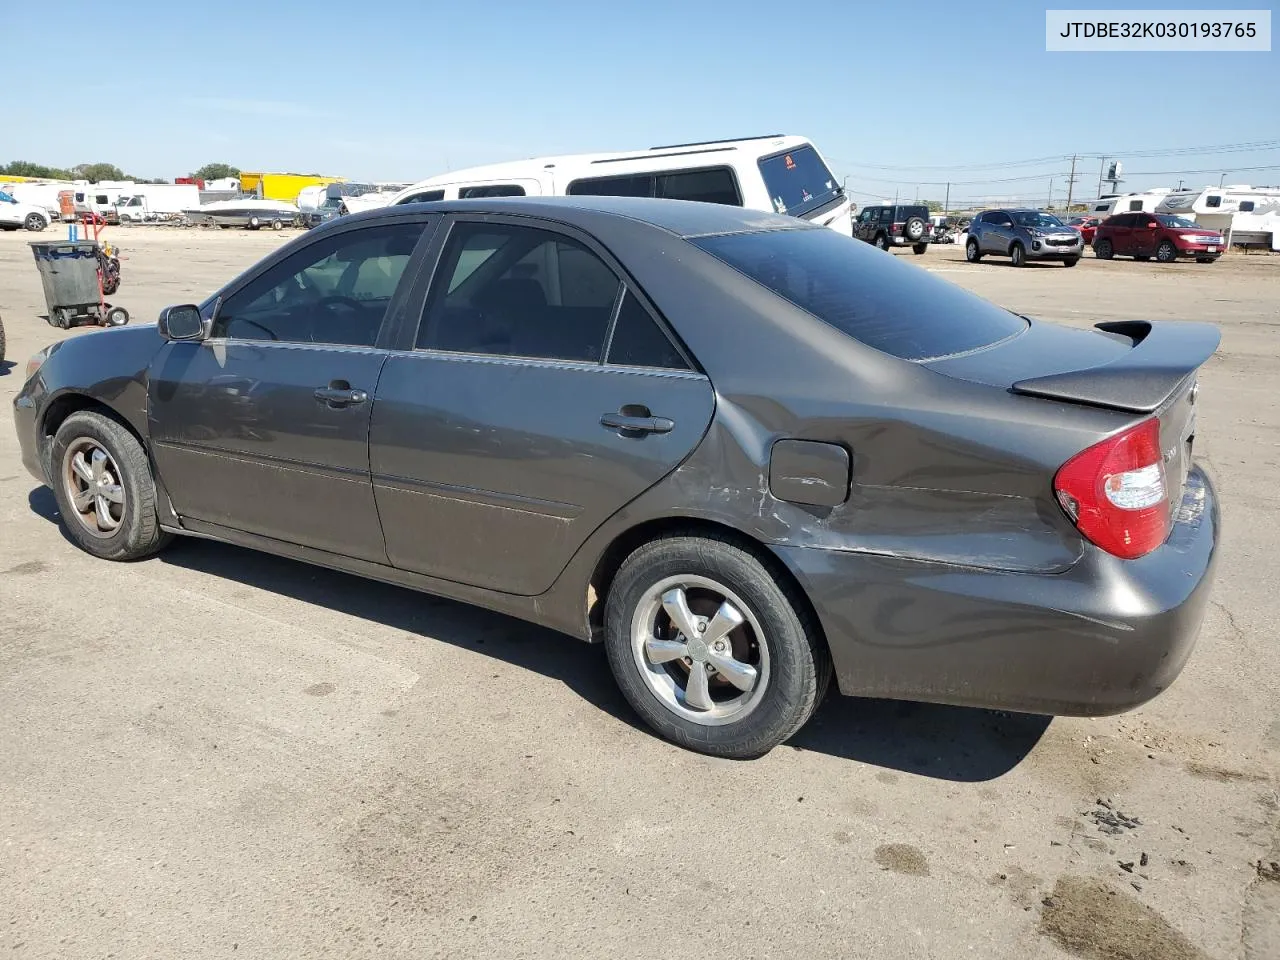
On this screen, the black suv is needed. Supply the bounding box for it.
[853,204,931,254]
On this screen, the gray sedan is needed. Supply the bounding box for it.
[14,196,1219,758]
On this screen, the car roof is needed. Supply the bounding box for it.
[390,135,816,197]
[339,195,813,239]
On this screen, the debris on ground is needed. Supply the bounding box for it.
[1084,800,1143,836]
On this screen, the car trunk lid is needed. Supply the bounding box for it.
[926,319,1219,513]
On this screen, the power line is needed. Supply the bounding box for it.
[830,138,1280,175]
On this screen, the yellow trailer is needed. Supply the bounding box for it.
[239,172,345,203]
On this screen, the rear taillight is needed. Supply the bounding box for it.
[1053,418,1170,560]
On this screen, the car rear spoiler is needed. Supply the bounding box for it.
[1010,320,1220,414]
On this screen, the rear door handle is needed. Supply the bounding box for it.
[314,384,368,407]
[600,413,674,435]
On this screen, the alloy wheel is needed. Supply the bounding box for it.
[630,575,770,725]
[61,438,125,538]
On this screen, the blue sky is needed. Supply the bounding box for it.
[6,0,1276,205]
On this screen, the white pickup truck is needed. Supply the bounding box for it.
[0,190,50,231]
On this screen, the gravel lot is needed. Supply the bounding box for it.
[1,225,1277,960]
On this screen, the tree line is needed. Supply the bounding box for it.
[1,161,241,184]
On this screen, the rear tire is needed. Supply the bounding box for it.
[604,534,831,759]
[1010,242,1026,267]
[271,219,283,231]
[1156,240,1178,263]
[965,238,982,262]
[105,306,129,326]
[912,243,928,255]
[49,411,173,562]
[1095,238,1114,260]
[1063,257,1079,267]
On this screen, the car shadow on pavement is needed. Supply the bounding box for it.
[791,694,1050,781]
[0,360,15,376]
[27,485,1050,778]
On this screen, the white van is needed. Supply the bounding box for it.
[390,134,852,234]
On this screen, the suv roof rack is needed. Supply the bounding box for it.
[648,134,786,150]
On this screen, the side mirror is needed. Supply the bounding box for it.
[158,304,207,342]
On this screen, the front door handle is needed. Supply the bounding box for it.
[314,383,368,407]
[600,412,674,435]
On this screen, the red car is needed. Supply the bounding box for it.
[1093,213,1225,264]
[1067,216,1102,245]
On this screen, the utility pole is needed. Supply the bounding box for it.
[1047,178,1054,210]
[943,182,950,217]
[1095,157,1106,199]
[1064,155,1078,214]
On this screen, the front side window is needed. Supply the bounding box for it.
[418,221,620,362]
[1156,215,1198,229]
[692,226,1027,362]
[757,144,841,218]
[213,222,425,345]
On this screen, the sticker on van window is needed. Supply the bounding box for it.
[785,155,796,170]
[773,196,787,214]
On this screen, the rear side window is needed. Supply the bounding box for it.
[1240,200,1255,212]
[606,291,688,370]
[757,144,841,218]
[401,190,444,204]
[568,174,652,198]
[418,221,619,362]
[458,184,527,198]
[691,227,1027,362]
[567,167,740,206]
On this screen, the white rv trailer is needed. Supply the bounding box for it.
[389,135,854,235]
[1157,184,1280,249]
[1085,189,1171,217]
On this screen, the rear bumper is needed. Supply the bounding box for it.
[774,467,1219,717]
[890,235,928,246]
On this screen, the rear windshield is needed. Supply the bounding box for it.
[758,145,842,218]
[897,206,929,221]
[691,227,1028,362]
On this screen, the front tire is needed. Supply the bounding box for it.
[24,213,47,231]
[1063,257,1079,267]
[604,534,831,759]
[1156,240,1178,263]
[1010,242,1026,267]
[965,238,982,262]
[50,411,172,561]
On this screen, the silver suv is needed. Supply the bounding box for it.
[965,208,1083,267]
